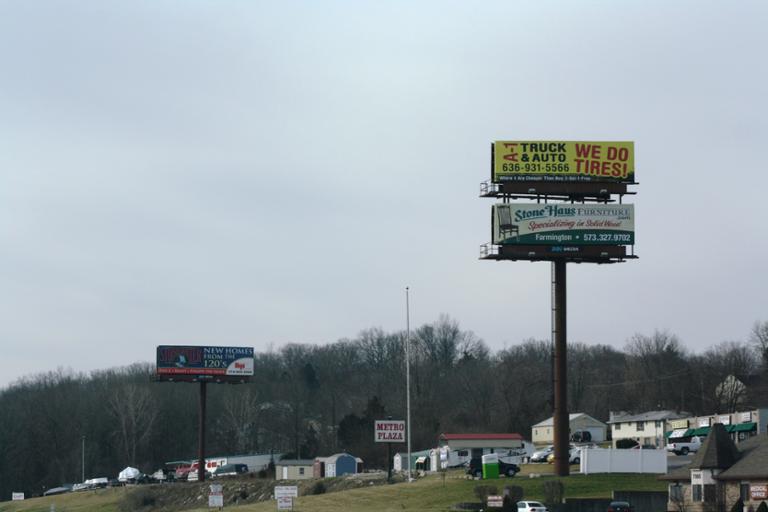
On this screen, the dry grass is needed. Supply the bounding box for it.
[0,468,667,512]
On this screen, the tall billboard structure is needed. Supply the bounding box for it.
[480,140,637,476]
[155,345,254,481]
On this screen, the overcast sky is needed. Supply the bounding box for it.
[1,1,766,389]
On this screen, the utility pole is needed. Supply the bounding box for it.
[405,286,412,482]
[81,435,85,482]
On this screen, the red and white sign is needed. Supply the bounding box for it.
[487,495,504,508]
[277,496,293,510]
[751,484,768,500]
[375,420,406,443]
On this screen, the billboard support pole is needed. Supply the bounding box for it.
[198,381,207,482]
[552,260,569,477]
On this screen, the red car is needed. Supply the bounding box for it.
[174,464,193,480]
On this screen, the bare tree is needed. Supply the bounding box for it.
[750,321,768,367]
[702,341,760,412]
[218,387,262,453]
[108,383,158,466]
[624,330,689,411]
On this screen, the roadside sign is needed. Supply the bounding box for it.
[274,486,298,498]
[209,483,223,508]
[487,495,503,508]
[751,484,768,500]
[12,492,25,501]
[277,496,293,510]
[374,419,406,443]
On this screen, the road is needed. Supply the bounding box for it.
[667,452,693,471]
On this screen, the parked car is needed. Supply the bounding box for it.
[174,464,193,480]
[607,501,633,512]
[570,430,592,443]
[666,436,702,455]
[570,447,582,464]
[44,487,71,496]
[546,446,579,464]
[529,445,553,463]
[187,469,213,481]
[631,444,658,450]
[466,457,519,478]
[518,501,549,512]
[214,463,249,477]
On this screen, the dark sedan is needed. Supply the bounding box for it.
[607,501,633,512]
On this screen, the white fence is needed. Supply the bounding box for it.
[580,448,667,475]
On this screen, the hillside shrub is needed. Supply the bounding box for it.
[474,484,498,503]
[503,485,524,511]
[311,481,327,495]
[119,488,157,511]
[756,502,767,512]
[730,498,743,512]
[542,480,564,505]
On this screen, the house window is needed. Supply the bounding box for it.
[656,421,662,428]
[299,467,305,476]
[615,423,621,431]
[740,483,750,502]
[669,484,684,502]
[637,421,645,431]
[458,450,468,457]
[692,485,703,501]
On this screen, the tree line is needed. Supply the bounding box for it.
[1,316,766,499]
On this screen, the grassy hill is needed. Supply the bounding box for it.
[0,467,667,512]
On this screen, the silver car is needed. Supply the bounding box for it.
[518,501,549,512]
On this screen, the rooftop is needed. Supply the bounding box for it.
[533,413,605,427]
[276,459,314,466]
[440,433,523,441]
[717,432,768,480]
[608,410,688,424]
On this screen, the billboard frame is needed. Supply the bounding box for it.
[154,345,254,384]
[491,141,636,184]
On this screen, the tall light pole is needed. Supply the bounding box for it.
[405,286,412,482]
[81,435,85,482]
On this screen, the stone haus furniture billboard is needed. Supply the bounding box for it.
[492,203,634,246]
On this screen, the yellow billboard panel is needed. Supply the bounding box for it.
[493,141,635,183]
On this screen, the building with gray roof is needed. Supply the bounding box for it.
[660,423,768,512]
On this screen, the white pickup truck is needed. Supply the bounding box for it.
[666,435,702,455]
